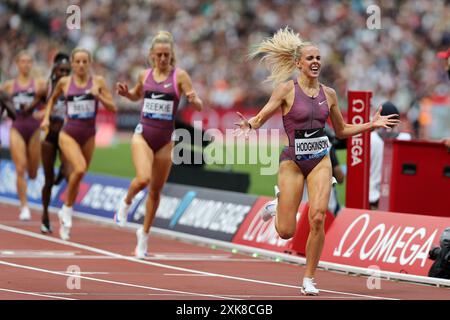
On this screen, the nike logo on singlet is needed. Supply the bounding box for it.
[304,130,319,138]
[73,95,88,101]
[319,100,326,105]
[151,93,165,99]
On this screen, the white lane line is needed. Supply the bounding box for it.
[164,273,215,277]
[0,260,239,300]
[59,272,110,275]
[0,255,120,259]
[31,292,373,299]
[0,224,397,300]
[0,287,76,300]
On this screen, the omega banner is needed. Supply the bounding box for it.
[321,208,450,276]
[346,91,372,209]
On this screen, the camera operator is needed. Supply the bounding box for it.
[428,227,450,279]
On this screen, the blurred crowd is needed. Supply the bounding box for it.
[1,0,449,115]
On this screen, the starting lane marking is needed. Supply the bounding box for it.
[0,287,76,300]
[0,260,240,300]
[0,224,397,300]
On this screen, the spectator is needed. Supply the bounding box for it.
[1,0,449,115]
[369,101,411,209]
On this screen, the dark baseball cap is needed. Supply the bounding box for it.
[381,101,399,116]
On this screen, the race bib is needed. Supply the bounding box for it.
[52,97,66,119]
[12,93,34,111]
[67,99,96,119]
[142,92,174,121]
[294,128,330,160]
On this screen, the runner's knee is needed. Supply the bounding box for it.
[309,207,326,232]
[15,163,27,176]
[275,222,296,240]
[136,176,151,189]
[72,164,86,179]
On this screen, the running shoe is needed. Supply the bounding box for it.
[19,207,31,221]
[331,176,337,186]
[260,185,280,222]
[261,198,277,222]
[40,220,52,234]
[135,227,149,259]
[58,206,73,241]
[114,198,130,227]
[301,277,319,296]
[59,225,70,241]
[58,205,73,228]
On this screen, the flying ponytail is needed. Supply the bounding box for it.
[249,27,314,85]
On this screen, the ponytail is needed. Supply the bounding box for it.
[249,27,314,85]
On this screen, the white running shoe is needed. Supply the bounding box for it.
[58,205,73,241]
[58,205,73,228]
[40,223,52,234]
[260,185,280,222]
[331,176,337,186]
[59,225,70,241]
[19,207,31,221]
[301,277,319,296]
[261,198,277,222]
[114,198,130,227]
[135,227,149,259]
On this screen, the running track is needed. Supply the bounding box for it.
[0,203,448,300]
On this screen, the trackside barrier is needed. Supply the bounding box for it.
[0,160,449,287]
[232,198,335,256]
[321,208,450,277]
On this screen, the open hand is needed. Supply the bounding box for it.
[233,111,253,139]
[371,106,401,129]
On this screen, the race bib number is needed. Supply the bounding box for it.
[12,94,34,111]
[142,96,174,121]
[294,128,330,160]
[67,99,96,119]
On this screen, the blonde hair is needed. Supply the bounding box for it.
[71,48,92,62]
[249,27,315,84]
[15,50,32,62]
[149,30,176,68]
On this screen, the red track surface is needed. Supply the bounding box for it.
[0,202,449,300]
